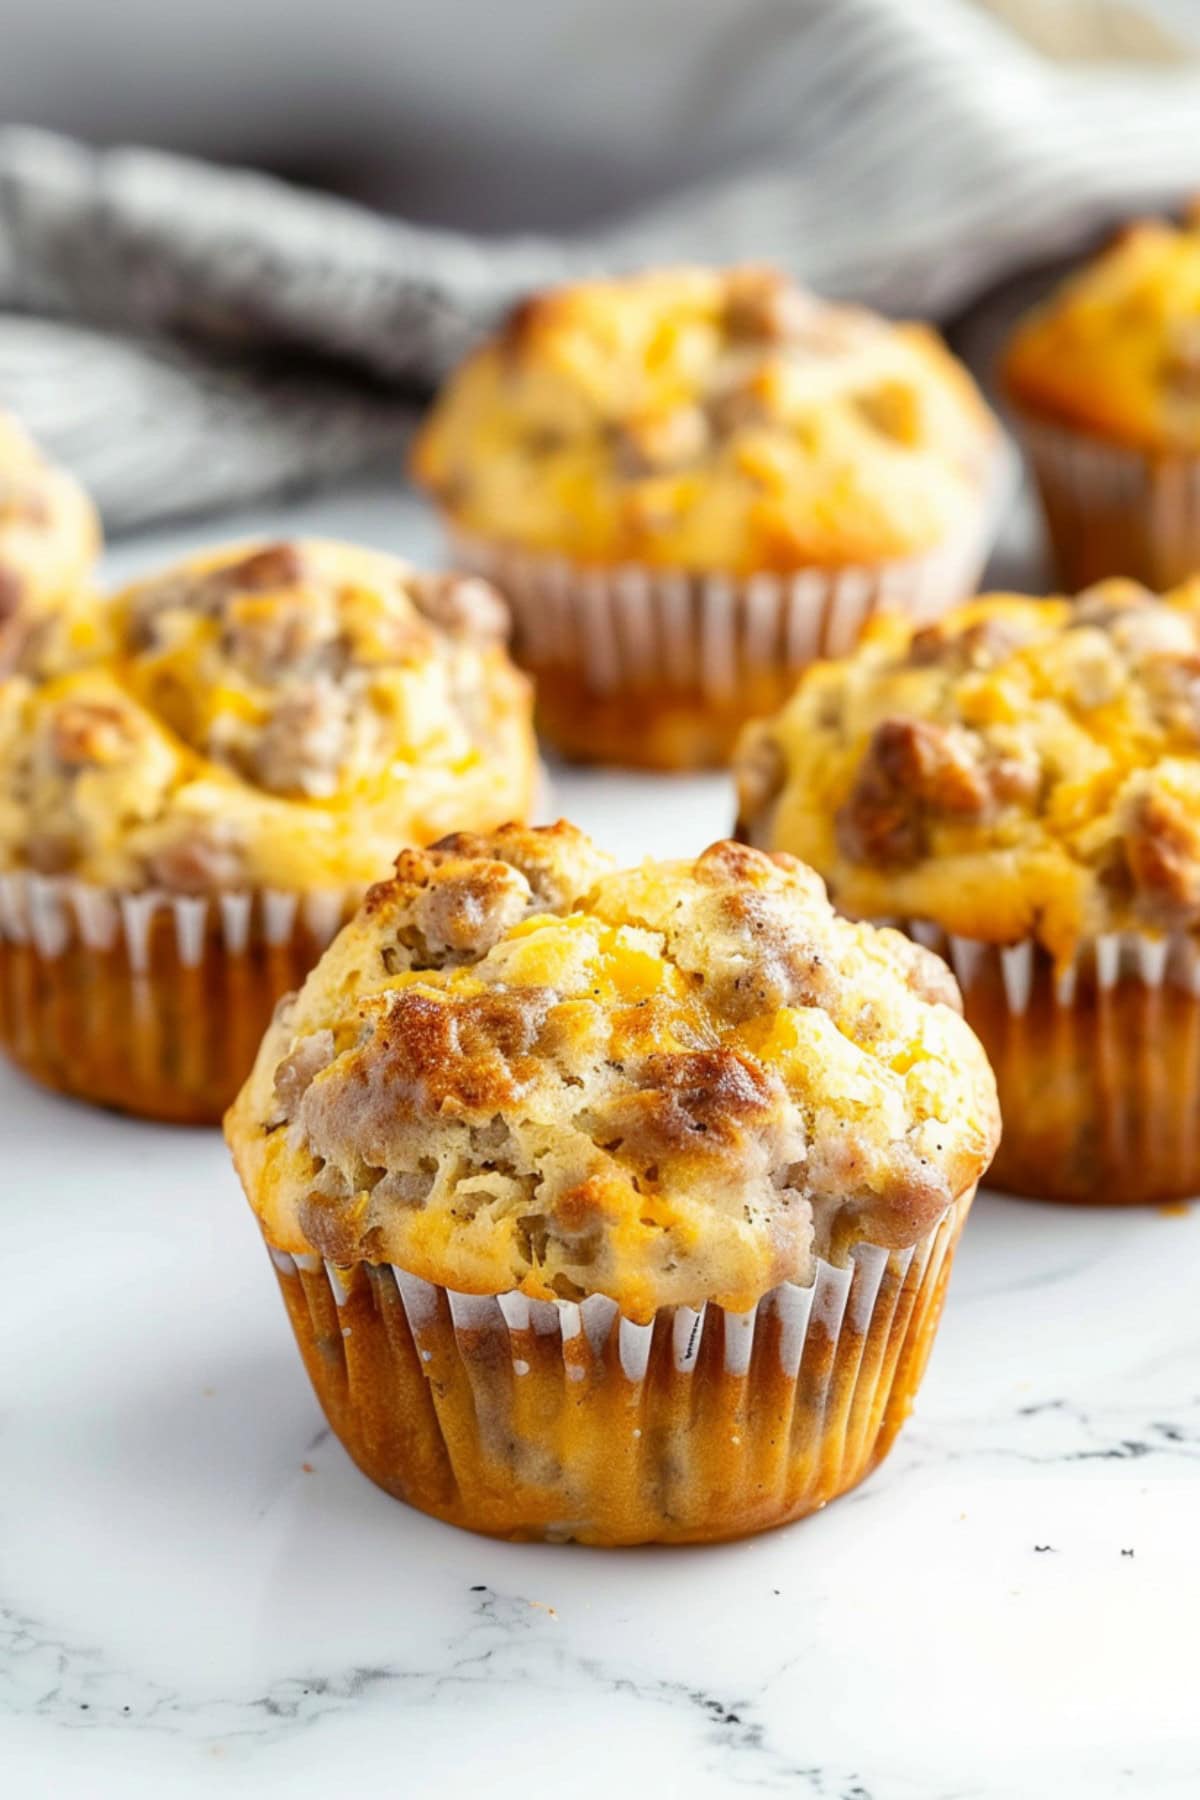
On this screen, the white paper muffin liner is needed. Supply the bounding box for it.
[1018,415,1200,590]
[883,917,1200,1202]
[264,1192,971,1543]
[884,917,1200,1011]
[0,870,354,970]
[449,509,998,705]
[0,870,358,1120]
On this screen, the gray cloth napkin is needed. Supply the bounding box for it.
[3,0,1200,530]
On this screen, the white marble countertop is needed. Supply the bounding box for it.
[3,479,1199,1798]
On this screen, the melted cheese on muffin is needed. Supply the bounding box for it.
[412,266,999,572]
[735,581,1200,958]
[0,539,537,891]
[0,412,99,671]
[226,824,999,1317]
[1005,213,1200,451]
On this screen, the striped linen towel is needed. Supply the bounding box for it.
[2,0,1200,529]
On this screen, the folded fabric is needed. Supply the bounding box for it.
[2,0,1200,528]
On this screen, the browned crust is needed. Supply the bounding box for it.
[836,718,992,869]
[227,823,999,1310]
[1124,790,1200,928]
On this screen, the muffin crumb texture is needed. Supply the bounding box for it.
[1005,215,1200,451]
[228,823,999,1317]
[413,265,998,571]
[0,539,535,892]
[0,412,99,670]
[735,581,1200,957]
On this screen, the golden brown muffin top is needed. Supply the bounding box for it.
[226,823,999,1318]
[412,266,1000,574]
[0,539,536,893]
[0,412,99,672]
[1005,211,1200,451]
[735,582,1200,959]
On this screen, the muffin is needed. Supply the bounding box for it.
[412,266,1003,770]
[1005,210,1200,588]
[735,580,1200,1204]
[226,823,999,1544]
[0,539,537,1123]
[0,412,99,673]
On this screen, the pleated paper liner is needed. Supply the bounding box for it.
[445,483,1001,770]
[887,919,1200,1204]
[265,1189,973,1546]
[0,872,358,1124]
[1015,412,1200,591]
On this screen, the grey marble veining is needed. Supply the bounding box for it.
[1,482,1198,1800]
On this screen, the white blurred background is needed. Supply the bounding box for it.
[3,0,1200,554]
[4,0,1200,230]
